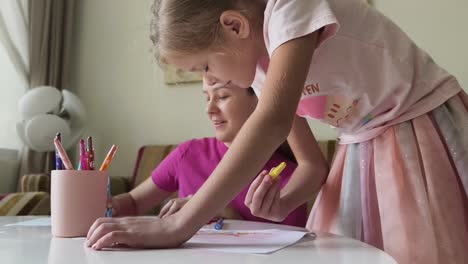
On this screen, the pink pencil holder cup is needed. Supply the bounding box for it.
[51,170,108,237]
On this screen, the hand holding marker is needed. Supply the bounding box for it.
[212,162,286,230]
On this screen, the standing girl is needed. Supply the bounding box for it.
[87,1,467,263]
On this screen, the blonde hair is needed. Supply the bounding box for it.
[150,0,265,62]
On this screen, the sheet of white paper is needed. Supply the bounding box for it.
[5,217,51,227]
[185,228,308,254]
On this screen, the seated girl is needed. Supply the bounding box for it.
[111,82,308,227]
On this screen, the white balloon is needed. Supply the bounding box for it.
[17,87,86,152]
[24,114,71,152]
[61,90,87,149]
[18,86,62,120]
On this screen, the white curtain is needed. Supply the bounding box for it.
[0,0,29,151]
[0,0,29,191]
[0,0,29,87]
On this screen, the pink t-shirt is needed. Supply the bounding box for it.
[252,0,462,144]
[151,138,308,227]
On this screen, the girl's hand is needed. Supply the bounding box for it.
[86,215,190,250]
[244,170,286,222]
[159,195,192,218]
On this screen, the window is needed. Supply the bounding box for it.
[0,0,28,149]
[0,43,24,149]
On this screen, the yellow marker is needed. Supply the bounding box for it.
[269,162,286,180]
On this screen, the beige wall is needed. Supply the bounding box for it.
[70,0,212,177]
[374,0,468,89]
[70,0,467,177]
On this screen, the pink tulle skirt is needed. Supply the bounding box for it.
[308,91,468,264]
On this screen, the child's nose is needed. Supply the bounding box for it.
[204,75,218,86]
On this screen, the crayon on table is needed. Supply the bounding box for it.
[214,218,224,230]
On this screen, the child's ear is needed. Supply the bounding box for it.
[220,11,250,39]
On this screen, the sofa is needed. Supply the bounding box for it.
[0,140,336,216]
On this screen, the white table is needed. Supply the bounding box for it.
[0,216,397,264]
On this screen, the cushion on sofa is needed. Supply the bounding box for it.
[21,173,50,193]
[132,145,177,188]
[0,192,50,216]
